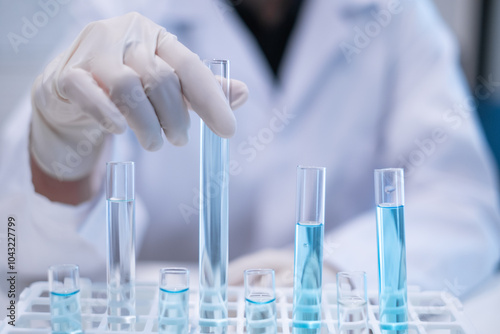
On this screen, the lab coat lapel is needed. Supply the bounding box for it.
[277,0,382,111]
[199,1,279,109]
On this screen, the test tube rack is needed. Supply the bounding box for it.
[0,281,475,333]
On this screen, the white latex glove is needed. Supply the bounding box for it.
[30,12,248,181]
[228,248,340,288]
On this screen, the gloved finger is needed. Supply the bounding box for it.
[57,68,127,134]
[92,61,164,151]
[124,45,190,146]
[156,31,236,138]
[183,77,249,114]
[216,77,249,110]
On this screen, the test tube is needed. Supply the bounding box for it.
[374,168,408,333]
[48,264,83,334]
[337,271,369,334]
[293,166,326,333]
[158,268,190,334]
[106,161,136,331]
[244,269,277,333]
[199,59,230,333]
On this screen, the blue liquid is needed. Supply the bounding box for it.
[50,291,83,334]
[199,122,229,333]
[107,199,136,331]
[293,222,324,333]
[376,205,408,333]
[245,294,277,334]
[158,288,190,334]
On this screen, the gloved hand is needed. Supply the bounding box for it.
[228,248,340,287]
[30,12,248,181]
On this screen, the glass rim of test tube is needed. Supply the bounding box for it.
[244,269,276,302]
[374,167,404,206]
[296,165,326,224]
[159,267,190,293]
[106,161,135,201]
[48,264,80,295]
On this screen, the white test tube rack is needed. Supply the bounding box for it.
[0,281,475,333]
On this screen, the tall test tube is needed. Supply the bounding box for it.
[293,166,326,333]
[199,59,230,333]
[106,161,136,331]
[374,168,408,333]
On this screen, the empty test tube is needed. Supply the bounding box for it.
[337,271,369,334]
[48,264,83,334]
[374,168,408,333]
[293,166,326,333]
[199,59,230,333]
[106,161,136,331]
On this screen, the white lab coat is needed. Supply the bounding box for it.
[0,0,499,295]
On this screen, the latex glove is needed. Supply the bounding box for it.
[30,12,248,181]
[228,248,340,287]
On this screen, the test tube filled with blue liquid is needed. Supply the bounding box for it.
[106,161,136,331]
[158,268,190,334]
[293,166,326,333]
[48,264,83,334]
[374,168,408,333]
[199,60,230,333]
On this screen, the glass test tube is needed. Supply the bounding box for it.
[293,166,326,333]
[48,264,83,334]
[158,268,190,334]
[106,161,136,331]
[244,269,277,334]
[199,59,230,333]
[374,168,408,333]
[337,271,369,334]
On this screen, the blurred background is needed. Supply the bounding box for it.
[0,0,499,332]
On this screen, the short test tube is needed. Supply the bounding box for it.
[245,269,277,333]
[158,268,190,334]
[374,168,408,333]
[106,161,136,331]
[293,166,326,333]
[48,264,83,334]
[199,59,230,333]
[337,271,369,334]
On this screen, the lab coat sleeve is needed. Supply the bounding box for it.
[328,0,500,294]
[0,96,149,290]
